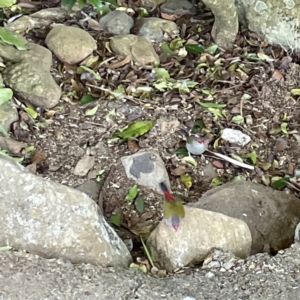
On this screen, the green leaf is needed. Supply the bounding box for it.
[138,7,149,17]
[206,44,218,55]
[169,37,184,51]
[0,0,16,8]
[181,174,192,189]
[80,94,95,106]
[257,161,272,171]
[0,123,9,137]
[185,44,204,54]
[281,122,288,135]
[210,177,223,188]
[231,175,246,182]
[129,263,147,273]
[113,120,154,140]
[125,184,138,201]
[272,176,290,190]
[291,89,300,96]
[197,101,226,108]
[24,107,38,119]
[161,41,174,54]
[135,196,144,213]
[154,68,170,80]
[207,107,224,119]
[174,147,188,156]
[0,27,27,50]
[110,209,121,226]
[85,105,99,116]
[61,0,77,9]
[257,52,274,62]
[242,151,257,165]
[0,88,13,105]
[181,155,197,167]
[231,115,244,124]
[191,118,206,132]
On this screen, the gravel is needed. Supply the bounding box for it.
[1,243,300,299]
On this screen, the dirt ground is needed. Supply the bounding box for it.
[3,2,300,257]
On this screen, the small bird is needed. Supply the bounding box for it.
[159,182,185,231]
[180,128,255,170]
[180,129,209,155]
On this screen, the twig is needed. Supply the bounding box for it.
[206,150,255,170]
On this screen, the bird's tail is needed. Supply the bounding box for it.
[159,182,174,201]
[180,129,189,138]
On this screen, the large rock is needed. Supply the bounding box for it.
[202,0,238,49]
[190,181,300,254]
[45,25,97,64]
[0,100,18,132]
[0,154,132,267]
[136,17,179,41]
[236,0,300,51]
[147,206,251,271]
[99,10,134,35]
[1,42,61,109]
[110,34,159,65]
[203,0,300,50]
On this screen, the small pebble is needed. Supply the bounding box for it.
[207,261,221,269]
[205,271,215,278]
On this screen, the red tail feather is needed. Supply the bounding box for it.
[159,182,174,201]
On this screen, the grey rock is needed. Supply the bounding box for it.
[161,0,197,15]
[110,34,159,65]
[202,0,238,49]
[30,7,68,20]
[45,25,97,65]
[0,100,18,132]
[99,10,134,35]
[75,179,100,201]
[190,181,300,254]
[3,61,61,109]
[0,154,132,268]
[2,43,61,109]
[147,206,251,271]
[136,17,179,41]
[5,15,52,32]
[5,7,68,32]
[236,0,300,51]
[121,150,170,194]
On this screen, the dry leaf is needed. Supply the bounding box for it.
[171,165,189,176]
[272,70,284,81]
[127,139,140,153]
[275,137,288,152]
[108,56,131,69]
[279,56,292,70]
[161,13,177,21]
[31,151,46,164]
